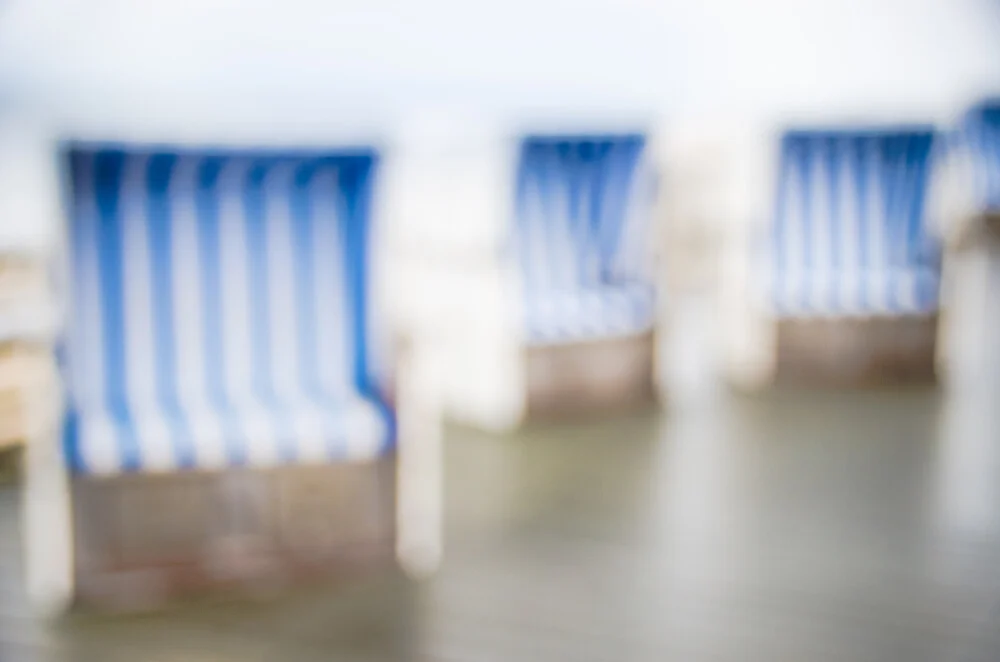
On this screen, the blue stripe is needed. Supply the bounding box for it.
[567,141,585,288]
[338,155,394,450]
[795,139,814,314]
[92,150,142,472]
[572,141,594,289]
[146,153,197,469]
[964,102,1000,211]
[195,157,247,466]
[62,409,82,473]
[989,111,1000,206]
[585,141,613,288]
[291,164,322,399]
[913,135,939,309]
[558,141,584,284]
[907,135,935,267]
[880,136,904,312]
[535,146,558,289]
[823,137,841,313]
[598,138,642,281]
[852,139,870,311]
[243,159,297,463]
[243,160,275,400]
[322,163,352,460]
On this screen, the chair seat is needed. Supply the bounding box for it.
[68,395,390,475]
[770,268,940,318]
[524,283,656,346]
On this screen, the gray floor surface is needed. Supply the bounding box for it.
[2,385,999,661]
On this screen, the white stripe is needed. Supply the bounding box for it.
[81,414,121,476]
[218,160,254,402]
[781,152,805,314]
[528,150,550,301]
[295,408,328,463]
[552,155,577,294]
[899,270,917,313]
[610,150,646,283]
[599,145,620,283]
[119,154,171,472]
[169,156,227,469]
[599,143,622,281]
[620,159,653,284]
[888,146,911,274]
[573,151,595,288]
[898,145,922,313]
[345,399,385,460]
[263,162,317,459]
[838,140,860,314]
[581,150,602,289]
[524,170,551,294]
[264,163,301,401]
[537,149,561,296]
[286,167,328,462]
[865,141,888,313]
[218,159,277,467]
[311,169,352,402]
[120,154,155,406]
[809,144,831,314]
[536,148,560,297]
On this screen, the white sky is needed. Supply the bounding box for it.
[0,0,998,133]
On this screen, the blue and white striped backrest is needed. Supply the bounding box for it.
[959,101,1000,213]
[63,146,385,472]
[514,135,650,293]
[770,129,940,316]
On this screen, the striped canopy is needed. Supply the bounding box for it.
[958,101,1000,214]
[768,128,940,318]
[514,134,656,345]
[62,145,391,475]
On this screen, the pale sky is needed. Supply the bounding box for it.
[0,0,998,132]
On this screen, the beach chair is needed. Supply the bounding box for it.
[24,143,441,611]
[725,127,941,387]
[514,133,661,418]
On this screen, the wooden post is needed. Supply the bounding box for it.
[394,333,443,578]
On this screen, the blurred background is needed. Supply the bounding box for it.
[1,1,1000,660]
